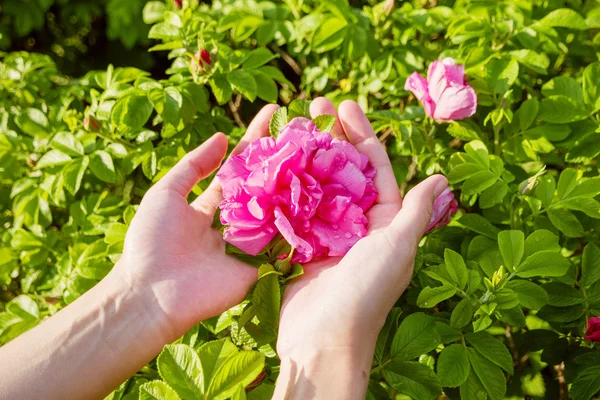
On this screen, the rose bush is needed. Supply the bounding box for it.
[2,0,600,399]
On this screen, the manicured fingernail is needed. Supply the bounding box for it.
[433,179,448,198]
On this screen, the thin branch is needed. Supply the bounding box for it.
[399,156,418,196]
[228,94,246,129]
[270,45,302,76]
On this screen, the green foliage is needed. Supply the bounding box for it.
[2,0,600,399]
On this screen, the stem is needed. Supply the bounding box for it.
[370,359,391,376]
[228,94,246,129]
[493,124,501,156]
[269,45,302,76]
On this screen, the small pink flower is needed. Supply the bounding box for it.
[585,317,600,342]
[404,58,477,122]
[217,118,378,263]
[425,187,458,233]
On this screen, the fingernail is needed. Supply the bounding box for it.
[433,179,448,198]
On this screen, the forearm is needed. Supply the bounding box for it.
[0,266,176,400]
[273,340,377,400]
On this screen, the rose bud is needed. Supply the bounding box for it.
[425,187,458,233]
[84,116,100,132]
[405,58,477,122]
[585,317,600,342]
[174,0,182,8]
[200,49,212,65]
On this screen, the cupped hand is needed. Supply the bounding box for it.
[275,98,447,364]
[113,105,280,340]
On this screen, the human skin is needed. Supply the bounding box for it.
[0,99,447,400]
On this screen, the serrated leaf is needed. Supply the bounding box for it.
[444,249,468,290]
[89,150,116,183]
[139,381,181,400]
[391,313,440,361]
[497,230,524,272]
[466,348,507,400]
[570,366,600,400]
[437,344,470,387]
[451,298,473,329]
[547,208,584,237]
[382,360,442,400]
[417,285,457,308]
[542,282,584,306]
[51,132,84,156]
[288,100,311,119]
[269,107,288,137]
[516,250,570,278]
[157,344,203,399]
[582,243,600,287]
[505,280,548,309]
[313,114,336,133]
[539,8,587,30]
[36,150,72,169]
[458,214,500,239]
[206,351,265,400]
[228,70,257,101]
[198,339,239,393]
[465,332,513,374]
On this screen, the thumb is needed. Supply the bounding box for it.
[387,175,448,244]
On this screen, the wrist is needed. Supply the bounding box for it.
[105,261,182,345]
[273,340,377,400]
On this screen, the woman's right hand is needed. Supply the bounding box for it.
[273,98,448,399]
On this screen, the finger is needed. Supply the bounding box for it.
[309,97,345,140]
[387,175,448,243]
[151,132,229,197]
[338,100,402,206]
[192,104,279,214]
[233,104,280,155]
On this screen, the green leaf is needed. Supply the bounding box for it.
[382,361,442,400]
[516,98,539,131]
[252,266,280,342]
[111,94,153,131]
[198,339,239,393]
[557,168,578,200]
[451,298,473,329]
[149,87,182,126]
[16,108,50,138]
[6,295,39,320]
[447,121,481,141]
[465,332,513,374]
[547,208,584,237]
[51,132,84,156]
[539,8,587,30]
[444,249,468,290]
[570,366,600,400]
[464,141,490,169]
[288,100,311,119]
[538,96,589,124]
[142,2,166,24]
[206,351,265,400]
[312,18,348,53]
[486,58,519,94]
[89,150,116,183]
[466,348,507,400]
[462,171,498,196]
[497,230,524,272]
[582,243,600,287]
[459,366,488,400]
[534,175,555,208]
[104,222,127,245]
[269,107,288,137]
[36,150,72,169]
[242,48,277,69]
[139,381,181,400]
[142,152,157,180]
[505,280,548,309]
[542,282,584,306]
[232,16,263,42]
[537,304,585,323]
[542,76,584,104]
[228,70,257,101]
[570,176,600,198]
[391,313,440,361]
[417,285,456,308]
[516,250,570,278]
[210,74,233,105]
[313,114,336,133]
[248,70,278,103]
[256,22,277,45]
[524,229,560,258]
[458,214,500,239]
[437,344,470,387]
[583,63,600,109]
[448,163,482,184]
[472,313,492,332]
[157,344,203,400]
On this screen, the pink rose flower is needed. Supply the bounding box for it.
[404,58,477,122]
[217,117,378,263]
[585,317,600,342]
[425,187,458,233]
